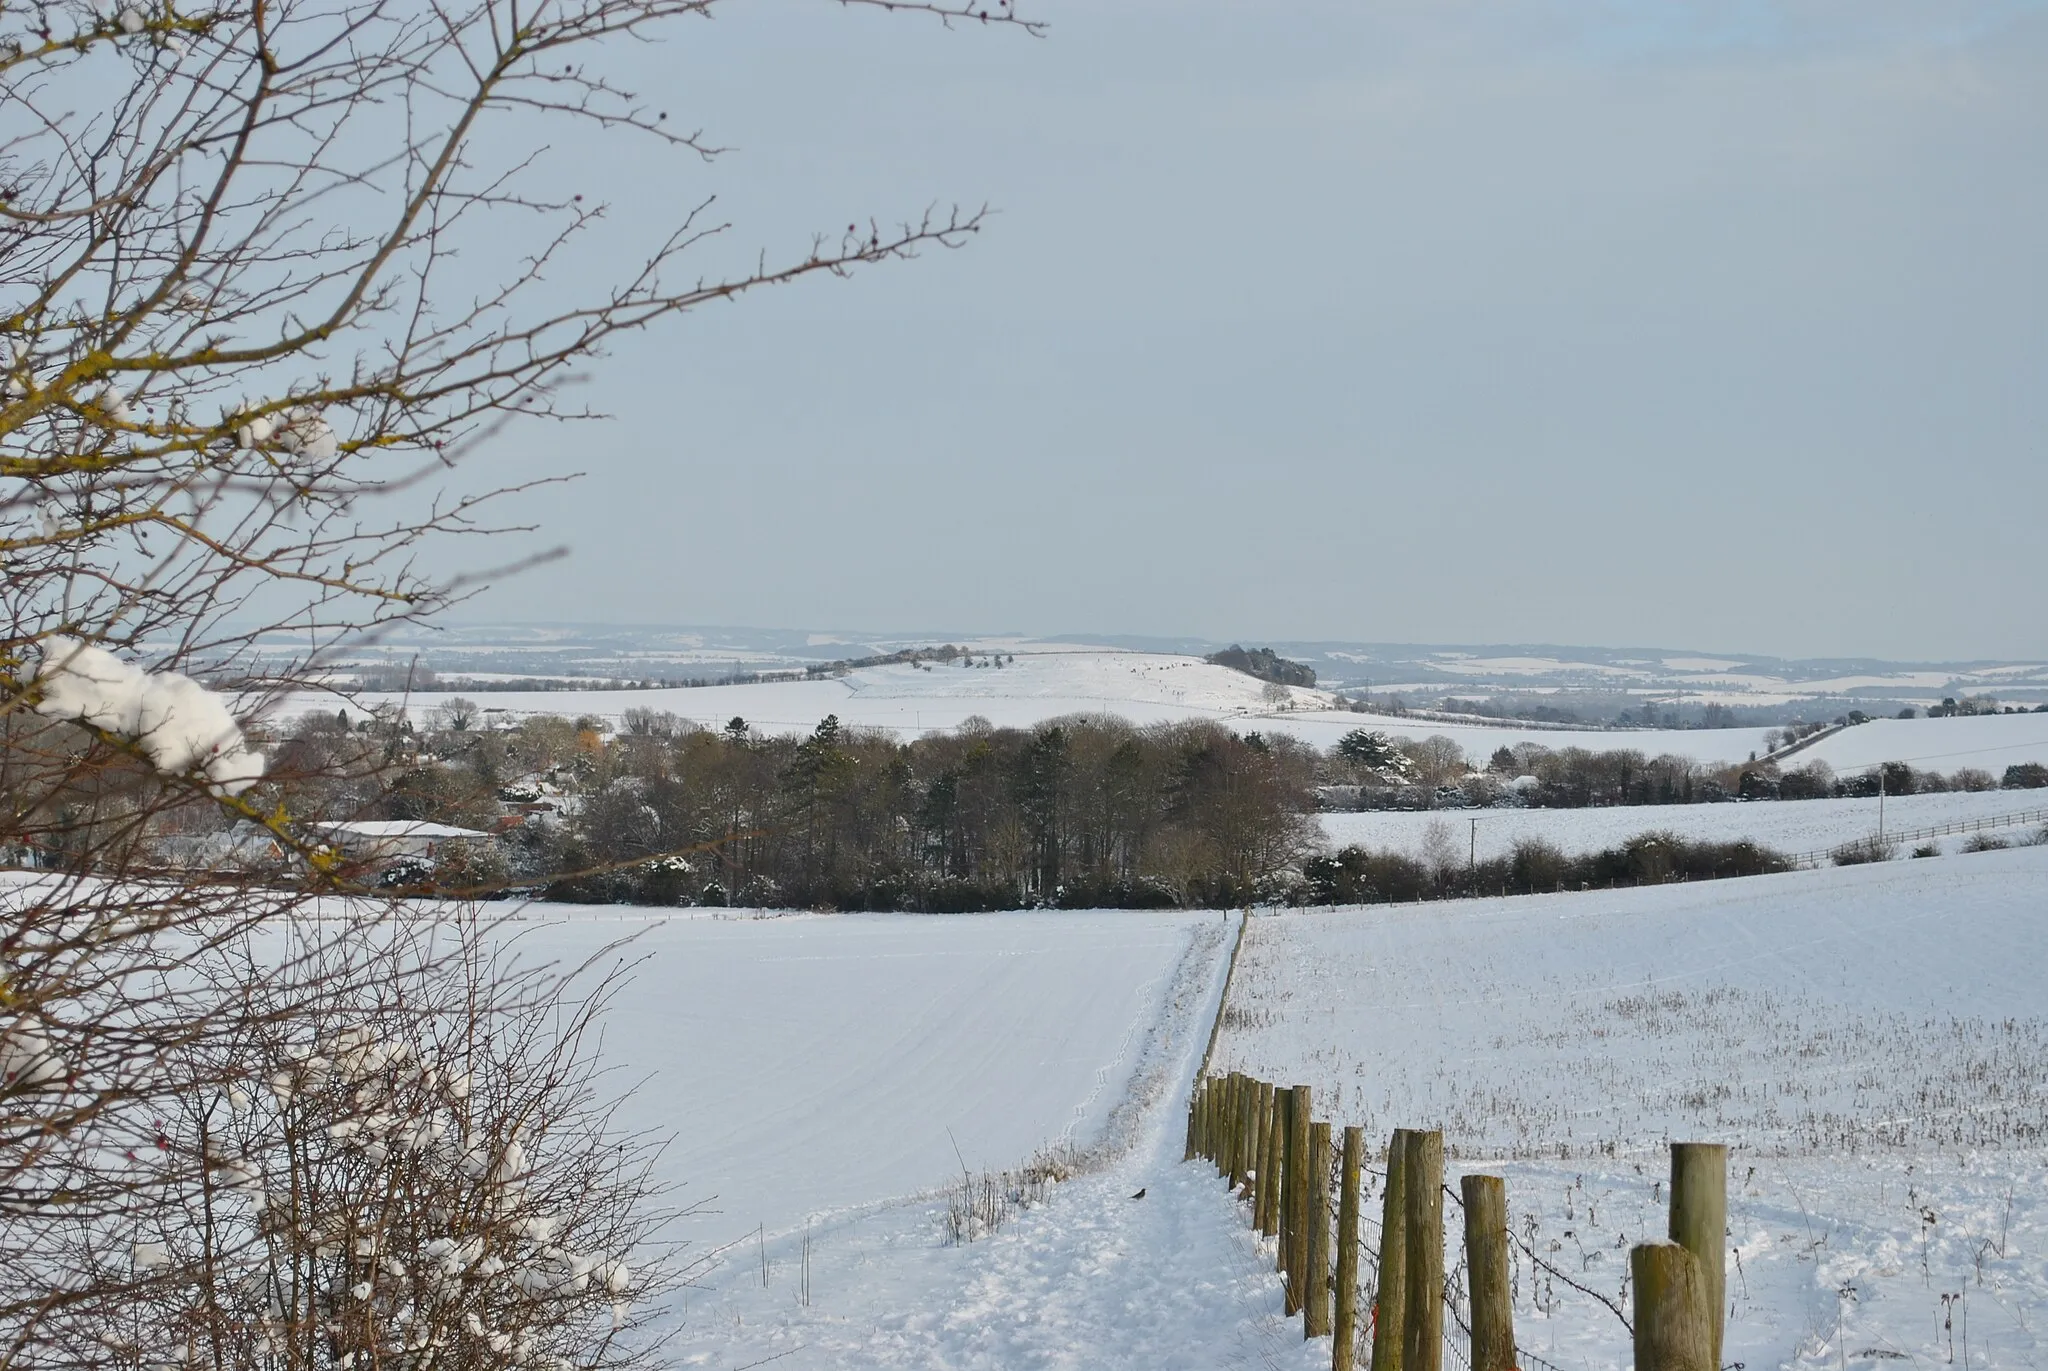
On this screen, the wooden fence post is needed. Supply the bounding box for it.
[1370,1129,1412,1371]
[1249,1081,1267,1217]
[1223,1074,1239,1176]
[1335,1125,1363,1371]
[1286,1084,1313,1312]
[1306,1120,1333,1338]
[1229,1073,1248,1188]
[1260,1082,1284,1237]
[1184,1095,1196,1161]
[1245,1073,1261,1188]
[1278,1086,1297,1282]
[1632,1241,1712,1371]
[1669,1143,1727,1371]
[1400,1130,1444,1371]
[1461,1174,1514,1371]
[1220,1073,1237,1180]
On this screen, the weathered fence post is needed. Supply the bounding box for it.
[1224,1074,1242,1177]
[1461,1174,1514,1371]
[1306,1120,1333,1338]
[1277,1086,1296,1277]
[1370,1129,1413,1371]
[1230,1073,1250,1189]
[1335,1125,1363,1371]
[1632,1241,1712,1371]
[1261,1083,1285,1237]
[1245,1082,1261,1205]
[1400,1130,1444,1371]
[1184,1095,1196,1161]
[1286,1085,1314,1313]
[1669,1143,1727,1371]
[1221,1073,1238,1182]
[1245,1073,1261,1188]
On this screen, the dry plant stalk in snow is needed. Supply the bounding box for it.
[0,0,1033,1366]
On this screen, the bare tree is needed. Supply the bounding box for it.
[0,2,1034,1366]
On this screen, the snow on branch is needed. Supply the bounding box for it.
[32,638,266,794]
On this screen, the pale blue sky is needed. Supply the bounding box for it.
[454,0,2048,660]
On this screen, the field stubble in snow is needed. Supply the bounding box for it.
[1214,846,2048,1371]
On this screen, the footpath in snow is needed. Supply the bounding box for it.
[513,907,1328,1370]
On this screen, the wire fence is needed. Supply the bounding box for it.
[1187,1074,1723,1371]
[1784,803,2048,867]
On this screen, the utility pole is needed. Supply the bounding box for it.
[1878,765,1886,842]
[1468,816,1478,871]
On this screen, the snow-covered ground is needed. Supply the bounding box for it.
[508,908,1206,1251]
[1211,845,2048,1371]
[508,906,1329,1369]
[274,651,1322,735]
[1320,787,2048,863]
[267,648,2048,776]
[1790,712,2048,777]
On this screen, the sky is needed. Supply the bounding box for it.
[442,0,2048,661]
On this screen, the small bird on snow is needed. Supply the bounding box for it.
[1129,1187,1146,1200]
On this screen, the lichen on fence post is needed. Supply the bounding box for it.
[1286,1084,1314,1312]
[1335,1125,1363,1371]
[1261,1082,1285,1237]
[1669,1143,1728,1371]
[1400,1130,1444,1371]
[1306,1120,1333,1338]
[1632,1241,1713,1371]
[1371,1129,1413,1371]
[1461,1173,1514,1371]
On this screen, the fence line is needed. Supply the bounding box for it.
[1784,803,2048,867]
[1185,1073,1723,1371]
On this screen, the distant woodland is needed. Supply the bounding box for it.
[8,688,2033,912]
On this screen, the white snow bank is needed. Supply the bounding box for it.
[32,638,264,793]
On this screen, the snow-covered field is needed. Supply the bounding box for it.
[1790,712,2048,777]
[1211,845,2048,1371]
[278,651,1314,735]
[1320,787,2048,863]
[505,906,1330,1369]
[502,909,1203,1247]
[271,648,2048,778]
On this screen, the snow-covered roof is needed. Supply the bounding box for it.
[312,820,490,841]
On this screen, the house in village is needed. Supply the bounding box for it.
[310,819,493,874]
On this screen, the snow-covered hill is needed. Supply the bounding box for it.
[278,649,1329,735]
[275,646,2048,777]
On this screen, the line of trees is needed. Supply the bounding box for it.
[1326,730,2048,811]
[161,711,2048,912]
[1302,832,1793,905]
[300,712,1323,910]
